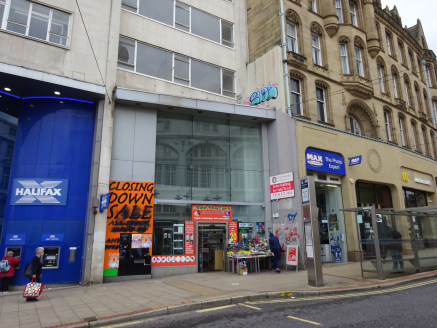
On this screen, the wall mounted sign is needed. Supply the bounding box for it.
[270,172,295,200]
[99,193,110,212]
[414,177,432,186]
[10,179,69,205]
[305,148,345,175]
[301,177,309,205]
[42,234,64,242]
[402,172,409,182]
[192,205,232,221]
[5,234,25,245]
[348,155,362,166]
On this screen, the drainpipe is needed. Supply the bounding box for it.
[279,0,291,116]
[422,59,436,129]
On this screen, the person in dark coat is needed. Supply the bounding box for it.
[0,251,20,293]
[389,228,403,272]
[27,247,44,302]
[269,232,282,273]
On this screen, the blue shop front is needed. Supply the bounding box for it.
[0,72,102,285]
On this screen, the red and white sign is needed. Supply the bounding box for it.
[286,245,298,266]
[185,221,195,256]
[270,172,295,200]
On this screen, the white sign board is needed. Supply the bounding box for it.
[270,172,295,200]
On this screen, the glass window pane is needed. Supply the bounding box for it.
[122,0,137,12]
[28,4,50,41]
[222,69,234,97]
[175,1,189,32]
[7,0,30,35]
[174,54,189,85]
[191,8,220,43]
[221,20,233,47]
[137,43,172,81]
[0,3,6,23]
[191,60,220,94]
[49,10,69,46]
[139,0,173,26]
[118,36,135,69]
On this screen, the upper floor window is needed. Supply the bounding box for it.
[316,86,327,122]
[122,0,234,48]
[311,0,318,13]
[118,37,235,97]
[398,116,407,147]
[355,46,364,77]
[404,76,412,107]
[339,42,350,74]
[386,32,393,56]
[377,64,385,93]
[0,0,70,46]
[383,110,392,142]
[411,121,420,152]
[311,33,322,66]
[422,126,430,156]
[392,73,399,98]
[409,50,416,74]
[414,84,422,111]
[287,23,299,53]
[290,78,303,115]
[425,64,433,87]
[349,1,357,27]
[349,115,362,135]
[431,131,437,159]
[335,0,344,23]
[398,42,405,64]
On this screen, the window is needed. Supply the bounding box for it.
[425,65,433,87]
[392,72,399,98]
[411,121,420,152]
[287,23,299,53]
[417,58,424,80]
[386,32,393,56]
[316,87,327,122]
[355,46,364,77]
[399,116,407,147]
[431,132,437,159]
[311,0,317,13]
[423,90,431,118]
[409,50,416,74]
[336,0,344,23]
[349,116,362,135]
[312,34,322,65]
[290,78,302,115]
[422,126,430,156]
[121,0,234,47]
[384,110,392,141]
[340,43,350,74]
[404,78,412,107]
[398,42,405,64]
[433,100,437,122]
[377,65,385,93]
[415,84,422,111]
[349,1,357,26]
[1,0,70,46]
[118,38,234,97]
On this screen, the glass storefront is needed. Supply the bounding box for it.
[154,114,265,259]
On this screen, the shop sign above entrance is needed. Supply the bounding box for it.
[305,148,345,175]
[192,204,232,221]
[10,179,69,205]
[270,172,295,200]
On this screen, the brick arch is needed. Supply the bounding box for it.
[346,99,378,138]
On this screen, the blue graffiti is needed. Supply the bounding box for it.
[288,212,297,223]
[249,84,278,106]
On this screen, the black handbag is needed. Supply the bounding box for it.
[23,263,33,278]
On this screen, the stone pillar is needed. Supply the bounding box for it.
[363,0,380,58]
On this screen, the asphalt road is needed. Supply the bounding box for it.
[103,279,437,328]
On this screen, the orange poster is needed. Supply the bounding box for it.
[103,181,154,274]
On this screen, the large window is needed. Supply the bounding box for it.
[386,31,393,56]
[0,0,70,46]
[290,78,302,115]
[398,116,407,147]
[287,23,299,53]
[356,182,392,208]
[122,0,234,48]
[316,86,327,122]
[118,37,235,97]
[355,46,364,77]
[349,1,357,27]
[383,110,392,142]
[377,65,385,93]
[411,121,420,152]
[312,34,322,66]
[340,43,350,74]
[336,0,344,23]
[155,114,263,203]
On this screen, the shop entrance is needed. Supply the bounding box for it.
[315,175,347,263]
[197,224,226,272]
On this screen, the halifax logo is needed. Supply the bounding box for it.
[10,179,69,206]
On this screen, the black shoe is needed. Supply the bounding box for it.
[26,298,38,302]
[276,269,281,273]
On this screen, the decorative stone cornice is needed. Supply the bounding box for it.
[367,45,380,58]
[341,74,374,99]
[324,23,339,38]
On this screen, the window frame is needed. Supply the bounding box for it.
[377,64,385,93]
[349,115,362,135]
[316,86,327,122]
[383,110,392,142]
[335,0,344,23]
[398,116,407,147]
[386,31,393,57]
[355,46,364,77]
[349,1,358,27]
[287,22,299,53]
[339,42,350,74]
[290,77,303,115]
[311,33,322,66]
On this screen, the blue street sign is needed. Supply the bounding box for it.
[99,193,110,212]
[349,155,362,166]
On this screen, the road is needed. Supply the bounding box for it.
[102,279,437,328]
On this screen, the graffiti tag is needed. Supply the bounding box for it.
[288,212,297,223]
[246,83,278,107]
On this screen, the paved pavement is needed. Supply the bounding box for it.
[1,262,436,328]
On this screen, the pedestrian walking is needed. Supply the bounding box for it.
[0,251,20,293]
[389,228,404,272]
[269,232,282,273]
[26,247,44,302]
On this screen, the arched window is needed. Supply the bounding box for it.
[422,126,430,156]
[376,57,387,94]
[404,75,413,108]
[391,66,400,99]
[290,71,305,115]
[414,82,422,112]
[349,1,359,27]
[286,10,302,54]
[354,36,366,78]
[423,89,431,119]
[430,131,437,159]
[335,0,344,23]
[339,37,350,74]
[398,115,408,147]
[311,22,325,66]
[346,100,377,138]
[411,120,420,152]
[349,115,362,135]
[315,80,330,123]
[383,108,393,142]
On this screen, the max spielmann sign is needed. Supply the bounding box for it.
[305,148,346,175]
[10,179,69,205]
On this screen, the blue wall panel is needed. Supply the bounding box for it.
[1,99,95,285]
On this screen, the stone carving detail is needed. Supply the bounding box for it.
[367,149,382,173]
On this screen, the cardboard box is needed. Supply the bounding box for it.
[238,266,248,275]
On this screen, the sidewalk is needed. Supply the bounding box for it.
[1,262,436,328]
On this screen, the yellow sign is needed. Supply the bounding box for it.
[402,172,409,182]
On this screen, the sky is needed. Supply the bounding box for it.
[381,0,437,52]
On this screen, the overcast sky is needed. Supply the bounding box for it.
[381,0,437,52]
